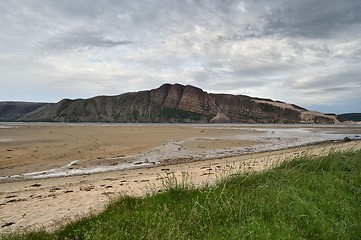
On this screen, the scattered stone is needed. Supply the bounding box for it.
[103,178,118,181]
[134,162,143,165]
[1,222,15,228]
[64,190,74,193]
[101,192,115,196]
[5,195,17,199]
[49,187,61,192]
[80,186,95,191]
[6,198,27,203]
[161,168,170,171]
[201,172,214,176]
[29,183,41,188]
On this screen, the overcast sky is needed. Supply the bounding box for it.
[1,0,360,113]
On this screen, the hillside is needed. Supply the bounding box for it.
[2,84,339,124]
[0,102,47,122]
[338,113,361,122]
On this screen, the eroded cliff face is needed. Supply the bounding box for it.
[19,83,339,124]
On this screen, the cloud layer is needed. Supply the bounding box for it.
[1,0,360,113]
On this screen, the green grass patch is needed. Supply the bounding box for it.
[3,151,361,239]
[159,108,207,121]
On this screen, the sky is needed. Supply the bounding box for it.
[1,0,360,114]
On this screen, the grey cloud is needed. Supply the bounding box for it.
[217,27,263,42]
[216,0,361,41]
[291,70,361,90]
[190,68,273,91]
[26,0,118,20]
[264,0,361,39]
[305,87,356,95]
[1,0,360,113]
[40,31,132,52]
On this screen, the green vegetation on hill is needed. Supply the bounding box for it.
[3,150,361,239]
[338,113,361,122]
[160,108,207,122]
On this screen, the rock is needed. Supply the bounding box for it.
[8,83,338,124]
[343,137,352,142]
[1,222,15,228]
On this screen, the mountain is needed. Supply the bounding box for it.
[2,84,340,124]
[337,113,361,122]
[0,102,48,122]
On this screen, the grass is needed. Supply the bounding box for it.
[2,150,361,239]
[159,108,207,122]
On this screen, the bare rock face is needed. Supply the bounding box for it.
[14,83,339,124]
[161,84,182,109]
[177,85,215,114]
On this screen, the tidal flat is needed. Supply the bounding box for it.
[1,123,360,181]
[0,123,360,232]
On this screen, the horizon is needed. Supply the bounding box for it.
[1,1,360,114]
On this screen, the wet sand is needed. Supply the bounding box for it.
[0,124,259,178]
[1,123,361,232]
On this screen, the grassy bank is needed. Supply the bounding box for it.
[2,150,361,239]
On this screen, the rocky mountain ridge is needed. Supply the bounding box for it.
[1,84,342,124]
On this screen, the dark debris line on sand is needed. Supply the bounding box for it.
[0,217,15,228]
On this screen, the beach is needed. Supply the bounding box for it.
[1,123,361,232]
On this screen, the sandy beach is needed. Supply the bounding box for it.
[1,123,361,232]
